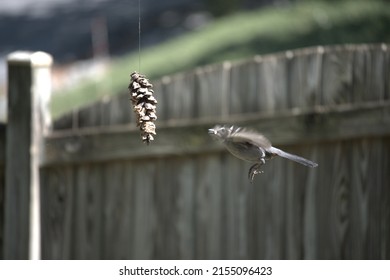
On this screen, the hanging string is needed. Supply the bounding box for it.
[138,0,141,71]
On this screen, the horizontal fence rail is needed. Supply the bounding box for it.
[1,44,390,259]
[44,100,390,165]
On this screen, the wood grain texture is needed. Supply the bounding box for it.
[4,52,53,260]
[39,138,390,259]
[44,102,390,165]
[4,62,32,259]
[5,44,390,260]
[194,155,223,259]
[0,163,4,260]
[40,166,75,259]
[0,124,5,260]
[51,44,389,131]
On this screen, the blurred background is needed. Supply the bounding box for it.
[0,0,389,260]
[0,0,389,119]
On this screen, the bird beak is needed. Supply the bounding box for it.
[208,128,216,135]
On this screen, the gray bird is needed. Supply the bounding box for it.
[208,125,318,182]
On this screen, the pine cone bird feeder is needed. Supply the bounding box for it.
[129,72,157,144]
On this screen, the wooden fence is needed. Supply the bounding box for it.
[0,44,389,259]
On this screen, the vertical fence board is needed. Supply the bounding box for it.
[168,73,196,121]
[256,55,289,113]
[303,147,319,259]
[329,142,350,259]
[195,155,223,259]
[0,163,4,260]
[221,154,248,259]
[287,49,323,109]
[0,125,4,259]
[229,61,258,114]
[77,102,103,128]
[195,64,230,119]
[101,161,127,259]
[5,44,387,260]
[321,47,354,106]
[122,161,137,259]
[312,142,334,259]
[364,139,389,259]
[153,158,179,259]
[367,48,387,102]
[381,138,390,259]
[132,160,156,259]
[101,93,133,126]
[73,164,104,259]
[175,158,196,260]
[285,157,306,259]
[41,166,74,259]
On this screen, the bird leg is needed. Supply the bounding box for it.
[248,158,265,183]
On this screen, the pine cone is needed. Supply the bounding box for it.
[128,72,157,144]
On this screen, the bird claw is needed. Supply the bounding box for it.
[248,164,264,183]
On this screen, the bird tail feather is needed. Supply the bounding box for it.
[269,147,318,168]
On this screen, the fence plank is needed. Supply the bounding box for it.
[101,161,129,259]
[256,54,289,112]
[101,94,133,126]
[0,124,5,260]
[40,166,74,259]
[303,147,319,259]
[229,60,258,114]
[173,158,197,259]
[159,73,197,121]
[0,162,4,260]
[321,46,355,106]
[34,44,390,260]
[221,154,249,259]
[195,155,223,259]
[131,160,157,259]
[73,164,104,259]
[286,47,324,108]
[195,63,231,119]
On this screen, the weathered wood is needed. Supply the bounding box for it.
[195,155,223,259]
[74,164,104,259]
[0,125,6,163]
[51,44,389,131]
[221,154,249,259]
[101,93,133,126]
[173,158,196,259]
[101,161,126,259]
[43,101,390,165]
[5,51,52,259]
[40,166,74,259]
[131,160,157,259]
[0,124,6,260]
[286,47,324,108]
[194,63,231,119]
[14,44,388,260]
[159,72,196,121]
[0,163,4,260]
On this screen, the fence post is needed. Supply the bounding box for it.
[4,51,52,259]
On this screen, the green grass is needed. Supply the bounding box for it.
[51,0,390,119]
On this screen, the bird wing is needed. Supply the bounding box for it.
[230,128,272,149]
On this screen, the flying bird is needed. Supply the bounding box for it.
[208,125,318,182]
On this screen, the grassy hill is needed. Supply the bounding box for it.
[51,0,390,118]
